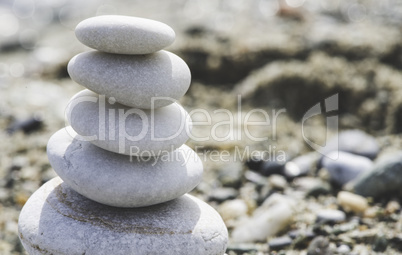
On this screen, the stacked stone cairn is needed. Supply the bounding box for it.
[18,15,228,254]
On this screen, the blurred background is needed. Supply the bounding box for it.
[1,0,402,254]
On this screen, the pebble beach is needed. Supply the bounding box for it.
[2,0,402,254]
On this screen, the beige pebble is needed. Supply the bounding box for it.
[363,206,378,218]
[337,191,368,214]
[269,174,287,190]
[218,199,248,222]
[386,200,400,214]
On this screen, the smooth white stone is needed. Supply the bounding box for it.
[66,90,191,155]
[231,194,295,243]
[75,15,175,54]
[67,50,191,109]
[47,127,203,208]
[18,178,228,255]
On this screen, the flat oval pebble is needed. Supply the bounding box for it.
[337,191,368,214]
[322,151,373,186]
[66,90,191,155]
[18,178,228,255]
[321,130,380,159]
[67,50,191,109]
[75,15,175,54]
[316,209,346,223]
[47,127,203,208]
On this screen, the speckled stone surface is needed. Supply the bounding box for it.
[18,177,228,255]
[75,15,175,55]
[66,90,191,155]
[67,50,191,109]
[47,127,203,207]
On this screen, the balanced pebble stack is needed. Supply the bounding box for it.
[18,15,228,255]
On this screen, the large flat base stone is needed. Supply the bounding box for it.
[18,178,228,255]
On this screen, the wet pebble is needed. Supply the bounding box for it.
[322,151,373,186]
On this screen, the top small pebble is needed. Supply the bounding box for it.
[75,15,175,55]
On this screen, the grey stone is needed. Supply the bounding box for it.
[290,229,316,250]
[322,151,373,186]
[331,218,359,235]
[246,154,286,177]
[208,188,238,203]
[268,236,293,250]
[75,15,175,55]
[352,151,402,198]
[307,236,332,255]
[18,178,228,255]
[373,234,388,252]
[287,229,315,239]
[67,50,191,109]
[305,182,332,198]
[47,128,203,208]
[226,244,259,254]
[316,209,346,223]
[322,130,380,159]
[244,170,267,186]
[66,90,191,155]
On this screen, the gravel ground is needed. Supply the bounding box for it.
[2,0,402,254]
